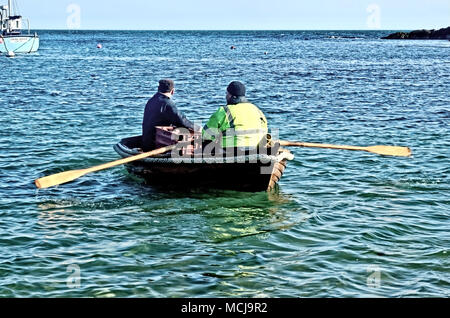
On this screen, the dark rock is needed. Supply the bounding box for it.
[409,29,432,38]
[432,27,450,39]
[383,32,409,39]
[382,26,450,40]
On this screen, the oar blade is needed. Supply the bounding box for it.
[366,145,412,157]
[35,169,88,189]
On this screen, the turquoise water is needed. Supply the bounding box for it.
[0,30,449,297]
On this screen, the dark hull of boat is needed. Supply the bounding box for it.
[114,136,294,192]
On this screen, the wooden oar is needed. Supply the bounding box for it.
[35,144,180,189]
[278,140,412,157]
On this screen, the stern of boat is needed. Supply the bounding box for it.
[267,148,295,191]
[0,34,39,53]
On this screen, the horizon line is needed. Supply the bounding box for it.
[30,28,410,32]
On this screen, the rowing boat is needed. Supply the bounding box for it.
[113,136,294,192]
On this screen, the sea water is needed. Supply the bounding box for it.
[0,30,448,297]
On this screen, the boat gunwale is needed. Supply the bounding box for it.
[114,139,294,165]
[0,34,39,38]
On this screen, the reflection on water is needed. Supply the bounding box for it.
[199,191,311,244]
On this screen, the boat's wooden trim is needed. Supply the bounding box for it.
[267,148,292,192]
[114,142,284,165]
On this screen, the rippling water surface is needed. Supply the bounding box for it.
[0,30,449,297]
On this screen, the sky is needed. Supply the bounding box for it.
[8,0,450,30]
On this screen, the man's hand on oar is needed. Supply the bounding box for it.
[35,143,182,189]
[278,140,412,157]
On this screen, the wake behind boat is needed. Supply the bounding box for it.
[0,0,39,54]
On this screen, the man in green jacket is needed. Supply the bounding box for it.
[202,81,268,149]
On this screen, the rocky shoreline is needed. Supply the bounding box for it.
[382,26,450,40]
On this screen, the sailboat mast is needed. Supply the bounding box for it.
[6,0,12,33]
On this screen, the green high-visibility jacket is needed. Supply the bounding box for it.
[202,102,268,148]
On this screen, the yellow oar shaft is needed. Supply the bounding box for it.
[280,141,366,152]
[279,140,412,157]
[83,144,177,174]
[35,143,180,189]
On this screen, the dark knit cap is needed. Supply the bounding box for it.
[227,81,246,97]
[158,79,175,93]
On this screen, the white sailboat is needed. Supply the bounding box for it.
[0,0,39,54]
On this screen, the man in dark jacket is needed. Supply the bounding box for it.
[142,79,194,151]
